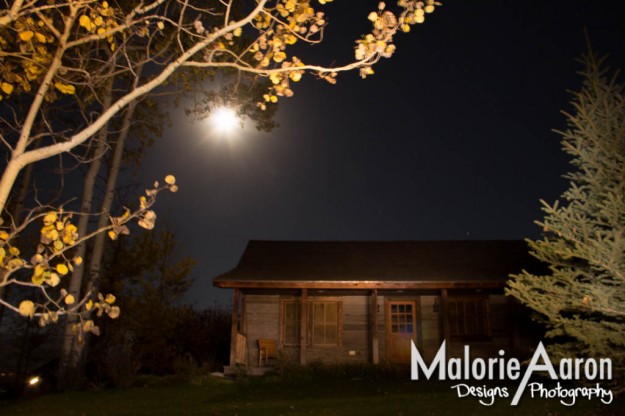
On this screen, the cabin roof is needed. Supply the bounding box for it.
[213,240,539,290]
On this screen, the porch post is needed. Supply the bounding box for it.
[300,288,308,365]
[440,289,450,351]
[371,289,379,364]
[229,288,240,367]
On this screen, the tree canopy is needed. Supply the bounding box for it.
[507,54,625,389]
[0,1,441,331]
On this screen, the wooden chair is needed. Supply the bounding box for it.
[257,338,277,367]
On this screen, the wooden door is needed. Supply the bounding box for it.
[386,300,417,364]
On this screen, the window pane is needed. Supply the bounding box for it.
[314,303,324,321]
[447,297,489,340]
[326,325,337,343]
[311,302,340,345]
[326,303,337,323]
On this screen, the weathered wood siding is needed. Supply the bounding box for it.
[243,294,376,365]
[447,294,513,358]
[241,292,522,367]
[418,295,442,362]
[306,295,371,364]
[243,294,280,366]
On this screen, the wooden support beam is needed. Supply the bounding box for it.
[229,288,240,367]
[214,280,506,290]
[371,289,379,364]
[300,288,308,365]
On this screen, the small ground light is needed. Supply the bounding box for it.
[27,376,41,387]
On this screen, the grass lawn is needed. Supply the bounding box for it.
[1,373,622,416]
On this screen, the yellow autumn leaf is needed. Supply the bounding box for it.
[53,240,64,252]
[33,264,45,278]
[19,300,35,318]
[233,27,242,37]
[289,72,302,82]
[41,224,59,241]
[19,30,34,41]
[74,256,83,265]
[35,32,46,43]
[273,51,287,63]
[56,263,69,275]
[43,212,57,225]
[105,293,116,304]
[269,73,281,84]
[8,258,24,269]
[54,82,76,95]
[108,230,118,240]
[47,272,60,287]
[31,271,44,285]
[0,230,9,240]
[109,306,121,319]
[83,320,94,332]
[1,82,14,95]
[64,294,75,305]
[164,174,176,185]
[85,299,93,311]
[62,234,74,245]
[64,223,78,239]
[79,15,93,31]
[157,21,164,30]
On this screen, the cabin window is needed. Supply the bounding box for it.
[282,301,301,346]
[447,296,491,342]
[311,302,339,346]
[280,300,342,347]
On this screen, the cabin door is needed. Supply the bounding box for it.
[386,300,417,364]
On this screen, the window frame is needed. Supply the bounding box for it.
[447,295,491,342]
[279,298,343,348]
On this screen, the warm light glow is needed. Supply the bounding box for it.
[27,376,41,387]
[209,106,239,134]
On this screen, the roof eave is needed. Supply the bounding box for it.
[212,279,506,290]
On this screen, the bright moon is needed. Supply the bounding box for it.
[209,107,239,134]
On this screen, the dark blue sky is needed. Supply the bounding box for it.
[139,0,625,307]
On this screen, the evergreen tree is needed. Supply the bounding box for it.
[507,54,625,388]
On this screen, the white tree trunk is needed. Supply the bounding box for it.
[58,81,113,388]
[62,67,143,384]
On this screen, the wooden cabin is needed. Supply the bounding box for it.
[213,240,541,374]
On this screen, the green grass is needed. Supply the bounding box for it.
[1,374,622,416]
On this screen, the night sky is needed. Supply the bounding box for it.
[138,0,625,307]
